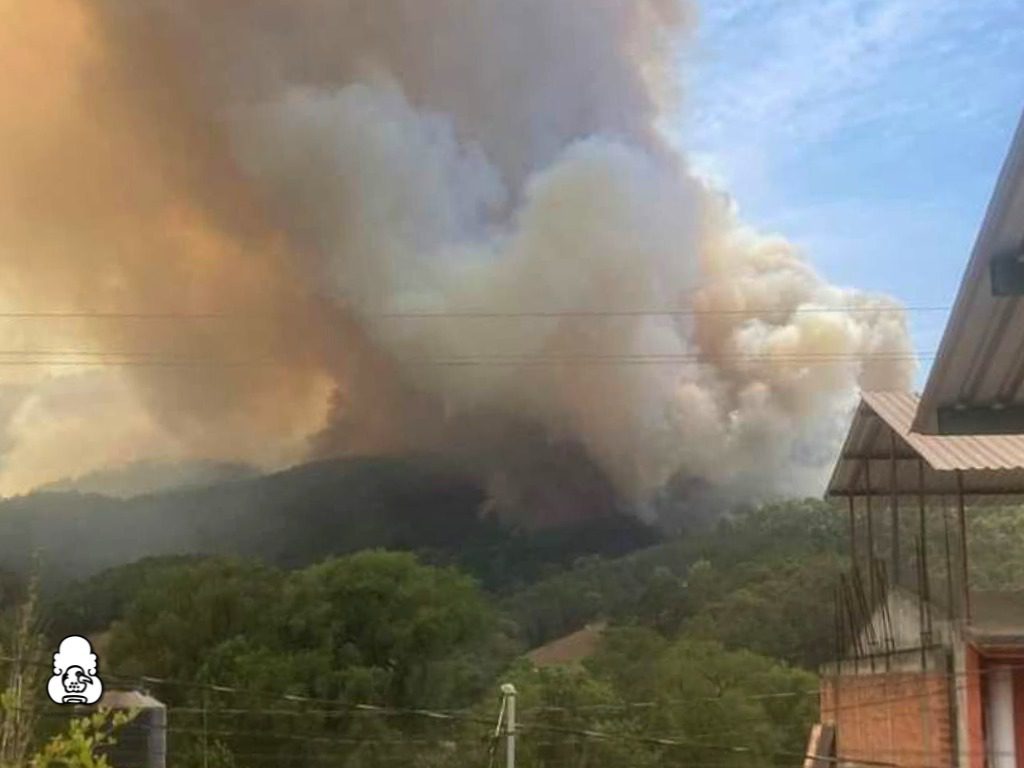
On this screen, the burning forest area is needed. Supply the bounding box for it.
[2,1,1021,767]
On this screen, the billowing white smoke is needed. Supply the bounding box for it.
[0,0,912,511]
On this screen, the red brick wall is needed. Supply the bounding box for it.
[821,671,953,767]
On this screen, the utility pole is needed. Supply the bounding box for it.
[500,683,517,768]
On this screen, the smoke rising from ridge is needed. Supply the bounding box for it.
[0,0,913,512]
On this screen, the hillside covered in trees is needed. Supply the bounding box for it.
[0,497,837,768]
[5,494,1023,768]
[0,457,655,590]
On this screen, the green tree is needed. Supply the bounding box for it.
[684,554,846,667]
[453,628,819,768]
[275,551,498,707]
[495,660,656,768]
[44,556,204,641]
[966,506,1024,590]
[1,572,44,768]
[32,710,135,768]
[107,557,283,687]
[503,499,846,649]
[588,628,818,768]
[105,552,511,768]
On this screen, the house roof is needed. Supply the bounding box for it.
[913,111,1024,433]
[865,391,1024,471]
[526,622,606,667]
[827,112,1024,499]
[98,689,165,710]
[826,391,1024,498]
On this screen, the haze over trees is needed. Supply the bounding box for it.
[0,457,655,589]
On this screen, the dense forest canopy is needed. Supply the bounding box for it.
[4,495,1023,768]
[0,457,656,590]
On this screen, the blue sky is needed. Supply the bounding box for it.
[675,0,1024,386]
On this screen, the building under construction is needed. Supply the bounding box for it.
[814,110,1024,768]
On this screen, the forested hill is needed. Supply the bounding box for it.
[495,498,1024,668]
[11,499,1024,768]
[4,500,847,768]
[36,460,259,498]
[0,456,656,589]
[35,498,852,670]
[502,498,849,667]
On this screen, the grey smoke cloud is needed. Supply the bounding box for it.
[0,0,912,510]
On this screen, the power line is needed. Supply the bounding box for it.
[0,312,242,320]
[100,670,960,728]
[420,355,931,368]
[29,706,1022,763]
[0,361,279,368]
[4,648,1011,768]
[512,720,917,768]
[0,350,931,358]
[370,306,949,319]
[27,698,955,768]
[0,350,257,357]
[0,664,993,768]
[122,660,1024,725]
[0,306,949,320]
[110,711,809,761]
[525,682,942,720]
[96,672,498,728]
[8,653,1013,720]
[161,724,483,747]
[0,351,936,369]
[0,360,928,369]
[416,352,930,361]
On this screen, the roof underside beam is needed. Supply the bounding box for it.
[937,404,1024,435]
[838,453,929,462]
[828,487,1024,498]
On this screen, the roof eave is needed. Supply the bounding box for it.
[913,110,1024,433]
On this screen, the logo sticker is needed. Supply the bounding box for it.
[47,636,103,705]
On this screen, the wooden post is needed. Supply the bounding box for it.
[956,471,972,624]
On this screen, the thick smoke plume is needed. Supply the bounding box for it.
[0,0,912,516]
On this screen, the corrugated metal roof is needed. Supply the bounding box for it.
[825,391,1024,499]
[913,110,1024,433]
[865,391,1024,471]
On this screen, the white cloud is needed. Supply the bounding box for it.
[673,0,1024,391]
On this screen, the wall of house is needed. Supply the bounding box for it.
[821,670,954,767]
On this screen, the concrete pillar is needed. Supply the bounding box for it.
[149,704,167,768]
[957,641,986,768]
[987,665,1016,768]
